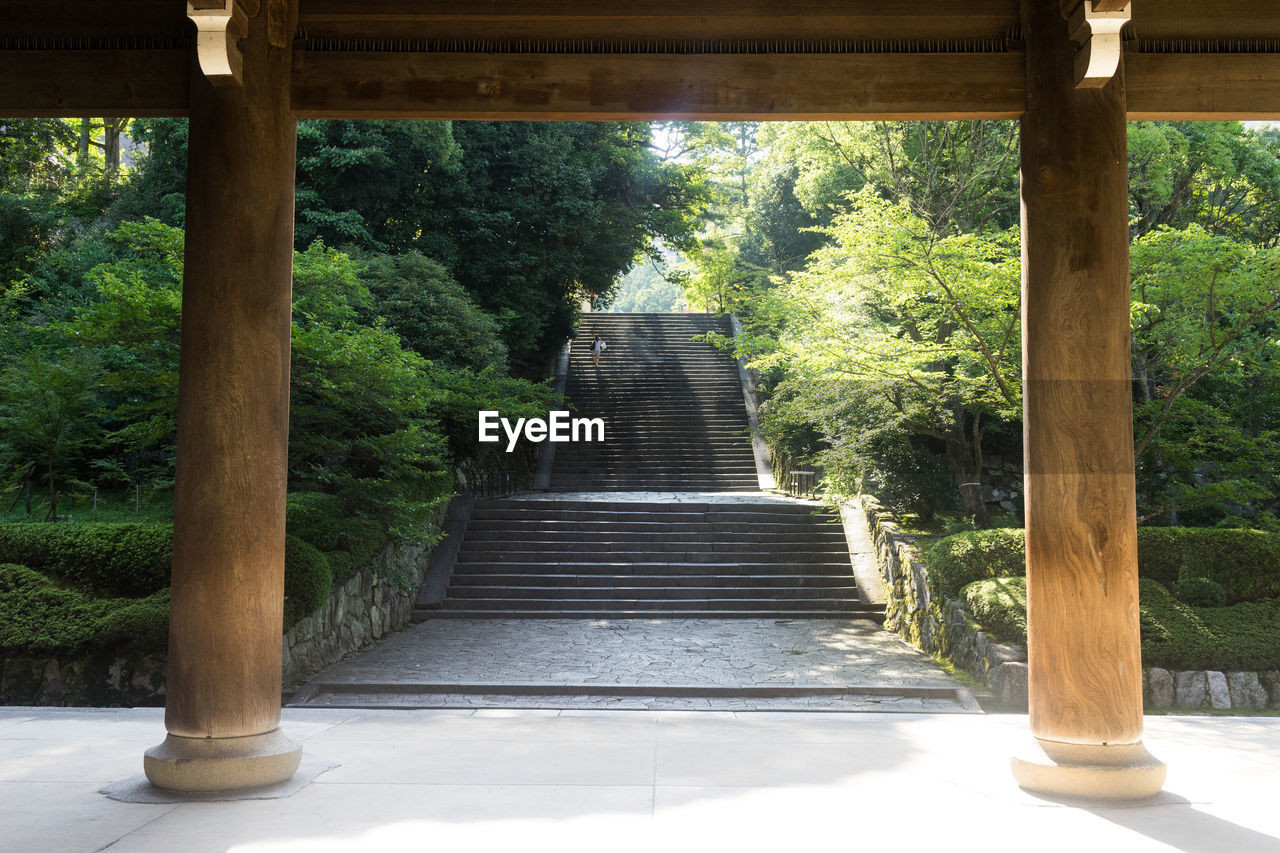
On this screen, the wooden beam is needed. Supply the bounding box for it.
[292,51,1026,120]
[1130,0,1280,42]
[0,49,189,117]
[1127,52,1280,119]
[299,0,1019,44]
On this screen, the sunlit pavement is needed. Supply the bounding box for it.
[2,707,1279,853]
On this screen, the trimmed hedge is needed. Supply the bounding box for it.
[0,523,172,597]
[0,563,169,658]
[283,534,332,626]
[286,491,344,552]
[928,526,1280,604]
[1137,527,1280,604]
[960,575,1280,672]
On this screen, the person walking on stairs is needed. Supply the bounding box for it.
[592,334,607,367]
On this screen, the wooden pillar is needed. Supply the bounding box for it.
[1012,0,1164,799]
[144,0,301,792]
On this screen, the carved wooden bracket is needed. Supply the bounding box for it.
[187,0,249,86]
[1064,1,1132,89]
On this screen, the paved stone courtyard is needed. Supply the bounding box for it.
[5,707,1280,852]
[291,617,972,712]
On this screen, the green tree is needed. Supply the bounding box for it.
[775,192,1021,525]
[0,349,102,520]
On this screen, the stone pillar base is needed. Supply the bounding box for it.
[1011,738,1166,801]
[144,729,302,792]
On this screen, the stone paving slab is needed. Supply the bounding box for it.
[292,617,967,711]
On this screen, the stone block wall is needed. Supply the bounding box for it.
[281,541,432,686]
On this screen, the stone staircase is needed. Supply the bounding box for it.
[551,313,758,491]
[418,312,878,621]
[431,497,880,619]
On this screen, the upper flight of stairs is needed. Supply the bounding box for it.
[428,498,880,619]
[551,313,759,491]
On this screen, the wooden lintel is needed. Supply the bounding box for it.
[1,45,1278,120]
[1126,52,1280,119]
[0,50,190,118]
[291,51,1026,120]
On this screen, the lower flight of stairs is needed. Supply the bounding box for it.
[420,498,881,620]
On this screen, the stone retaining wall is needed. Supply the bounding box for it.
[857,495,1030,706]
[0,652,166,707]
[1,540,434,706]
[281,541,432,685]
[858,493,1280,712]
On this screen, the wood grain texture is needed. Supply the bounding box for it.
[292,51,1026,120]
[165,0,298,741]
[1127,53,1280,120]
[0,50,189,117]
[1020,0,1144,747]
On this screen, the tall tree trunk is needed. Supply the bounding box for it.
[103,119,123,179]
[944,433,989,527]
[78,119,91,169]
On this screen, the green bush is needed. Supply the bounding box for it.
[927,529,1026,598]
[0,523,172,597]
[0,563,169,657]
[283,534,332,627]
[1170,575,1228,608]
[927,526,1280,603]
[338,517,388,570]
[286,491,344,551]
[958,574,1280,671]
[1136,527,1280,604]
[324,550,361,584]
[960,576,1027,643]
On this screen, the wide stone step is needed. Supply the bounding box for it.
[448,573,857,587]
[441,595,863,609]
[459,528,844,541]
[453,561,855,574]
[469,506,833,519]
[446,585,861,601]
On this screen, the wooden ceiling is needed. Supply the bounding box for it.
[1,0,1278,119]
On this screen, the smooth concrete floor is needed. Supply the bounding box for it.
[2,708,1280,852]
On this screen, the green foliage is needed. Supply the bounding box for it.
[0,563,168,658]
[362,252,508,371]
[927,528,1027,599]
[1135,527,1280,604]
[0,349,104,520]
[960,576,1027,643]
[0,522,171,597]
[960,575,1280,671]
[285,491,344,552]
[1170,576,1228,608]
[283,534,333,627]
[929,525,1280,604]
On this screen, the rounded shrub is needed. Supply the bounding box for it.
[286,491,344,551]
[1170,576,1228,608]
[926,529,1026,598]
[283,534,333,628]
[959,576,1027,644]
